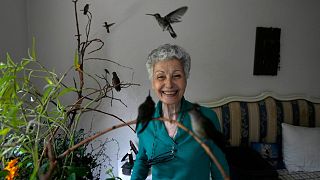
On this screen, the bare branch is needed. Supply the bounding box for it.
[73,0,81,59]
[84,57,134,70]
[85,108,135,132]
[87,39,104,54]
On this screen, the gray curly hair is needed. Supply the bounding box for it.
[146,44,191,80]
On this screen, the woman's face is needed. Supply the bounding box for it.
[152,58,187,106]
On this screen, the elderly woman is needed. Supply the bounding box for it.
[131,44,229,180]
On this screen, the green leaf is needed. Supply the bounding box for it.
[42,84,55,102]
[45,77,53,85]
[6,53,15,66]
[66,166,90,177]
[0,127,10,136]
[21,58,31,67]
[67,173,76,180]
[10,118,27,127]
[57,87,77,97]
[0,170,9,178]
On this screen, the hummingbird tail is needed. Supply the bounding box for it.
[170,31,177,38]
[168,26,177,38]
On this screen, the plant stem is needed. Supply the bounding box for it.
[73,0,81,56]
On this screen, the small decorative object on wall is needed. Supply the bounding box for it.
[253,27,281,76]
[146,6,188,38]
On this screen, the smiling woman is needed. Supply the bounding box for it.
[152,59,187,106]
[131,44,230,180]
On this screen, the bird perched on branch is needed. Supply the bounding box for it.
[103,21,115,33]
[188,103,226,152]
[146,6,188,38]
[136,91,155,134]
[82,4,89,15]
[112,72,121,92]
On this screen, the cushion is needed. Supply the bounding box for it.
[251,142,279,159]
[225,146,278,179]
[251,142,282,169]
[282,123,320,172]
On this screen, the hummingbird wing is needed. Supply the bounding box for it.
[108,23,115,27]
[165,6,188,23]
[104,22,115,28]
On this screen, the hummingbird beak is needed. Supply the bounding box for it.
[146,14,155,16]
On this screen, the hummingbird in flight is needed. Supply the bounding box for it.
[112,72,121,92]
[103,21,115,33]
[146,6,188,38]
[136,91,155,134]
[188,103,226,152]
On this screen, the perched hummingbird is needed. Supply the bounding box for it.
[146,6,188,38]
[83,4,89,15]
[112,72,121,92]
[136,91,156,134]
[188,104,226,152]
[103,21,115,33]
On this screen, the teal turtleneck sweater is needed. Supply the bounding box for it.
[131,98,229,180]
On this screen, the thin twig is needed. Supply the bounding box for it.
[86,39,104,54]
[84,57,134,70]
[85,108,135,132]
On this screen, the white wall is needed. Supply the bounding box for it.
[0,0,28,61]
[7,0,320,178]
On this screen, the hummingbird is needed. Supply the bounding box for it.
[82,4,89,15]
[136,91,156,134]
[103,21,115,33]
[188,103,226,152]
[112,72,121,92]
[146,6,188,38]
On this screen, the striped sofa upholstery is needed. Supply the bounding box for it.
[210,97,320,147]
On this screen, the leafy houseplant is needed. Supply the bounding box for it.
[0,0,137,179]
